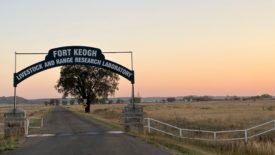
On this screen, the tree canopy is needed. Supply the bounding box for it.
[55,65,119,113]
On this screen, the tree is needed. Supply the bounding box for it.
[261,94,272,99]
[129,97,142,103]
[55,99,60,106]
[108,99,114,104]
[44,101,49,106]
[62,100,68,105]
[167,97,176,102]
[77,98,83,105]
[55,65,119,113]
[49,99,55,106]
[134,92,142,103]
[70,99,75,105]
[116,98,121,104]
[116,98,125,104]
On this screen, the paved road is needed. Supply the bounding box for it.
[5,106,170,155]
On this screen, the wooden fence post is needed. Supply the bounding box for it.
[148,118,151,133]
[41,118,44,127]
[244,129,248,143]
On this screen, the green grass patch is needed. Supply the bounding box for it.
[29,119,42,127]
[0,136,19,154]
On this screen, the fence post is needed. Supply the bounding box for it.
[214,132,217,141]
[41,118,44,127]
[179,129,182,137]
[25,119,29,136]
[244,129,248,143]
[147,118,151,133]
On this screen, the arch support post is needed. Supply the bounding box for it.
[123,81,144,133]
[4,52,27,138]
[14,52,17,114]
[13,87,16,114]
[131,83,135,109]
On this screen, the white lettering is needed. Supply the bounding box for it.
[56,58,73,65]
[44,60,55,67]
[102,61,132,77]
[74,49,98,57]
[74,57,101,65]
[53,49,71,58]
[53,50,58,58]
[16,63,44,81]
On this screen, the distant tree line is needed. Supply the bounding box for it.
[164,96,213,103]
[44,99,76,106]
[226,94,273,101]
[44,94,273,105]
[158,94,273,103]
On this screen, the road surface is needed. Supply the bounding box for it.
[5,106,170,155]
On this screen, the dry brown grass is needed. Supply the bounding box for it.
[0,104,51,122]
[71,100,275,130]
[68,100,275,155]
[144,100,275,130]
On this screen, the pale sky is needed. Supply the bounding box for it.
[0,0,274,99]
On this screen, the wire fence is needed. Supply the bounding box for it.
[144,118,275,142]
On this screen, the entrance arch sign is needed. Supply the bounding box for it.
[13,46,136,113]
[14,46,135,87]
[11,46,140,133]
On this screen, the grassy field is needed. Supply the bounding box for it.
[69,100,275,129]
[68,100,275,155]
[0,104,51,121]
[0,104,52,153]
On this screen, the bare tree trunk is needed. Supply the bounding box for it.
[85,98,91,113]
[85,103,90,113]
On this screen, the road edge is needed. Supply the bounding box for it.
[65,106,210,155]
